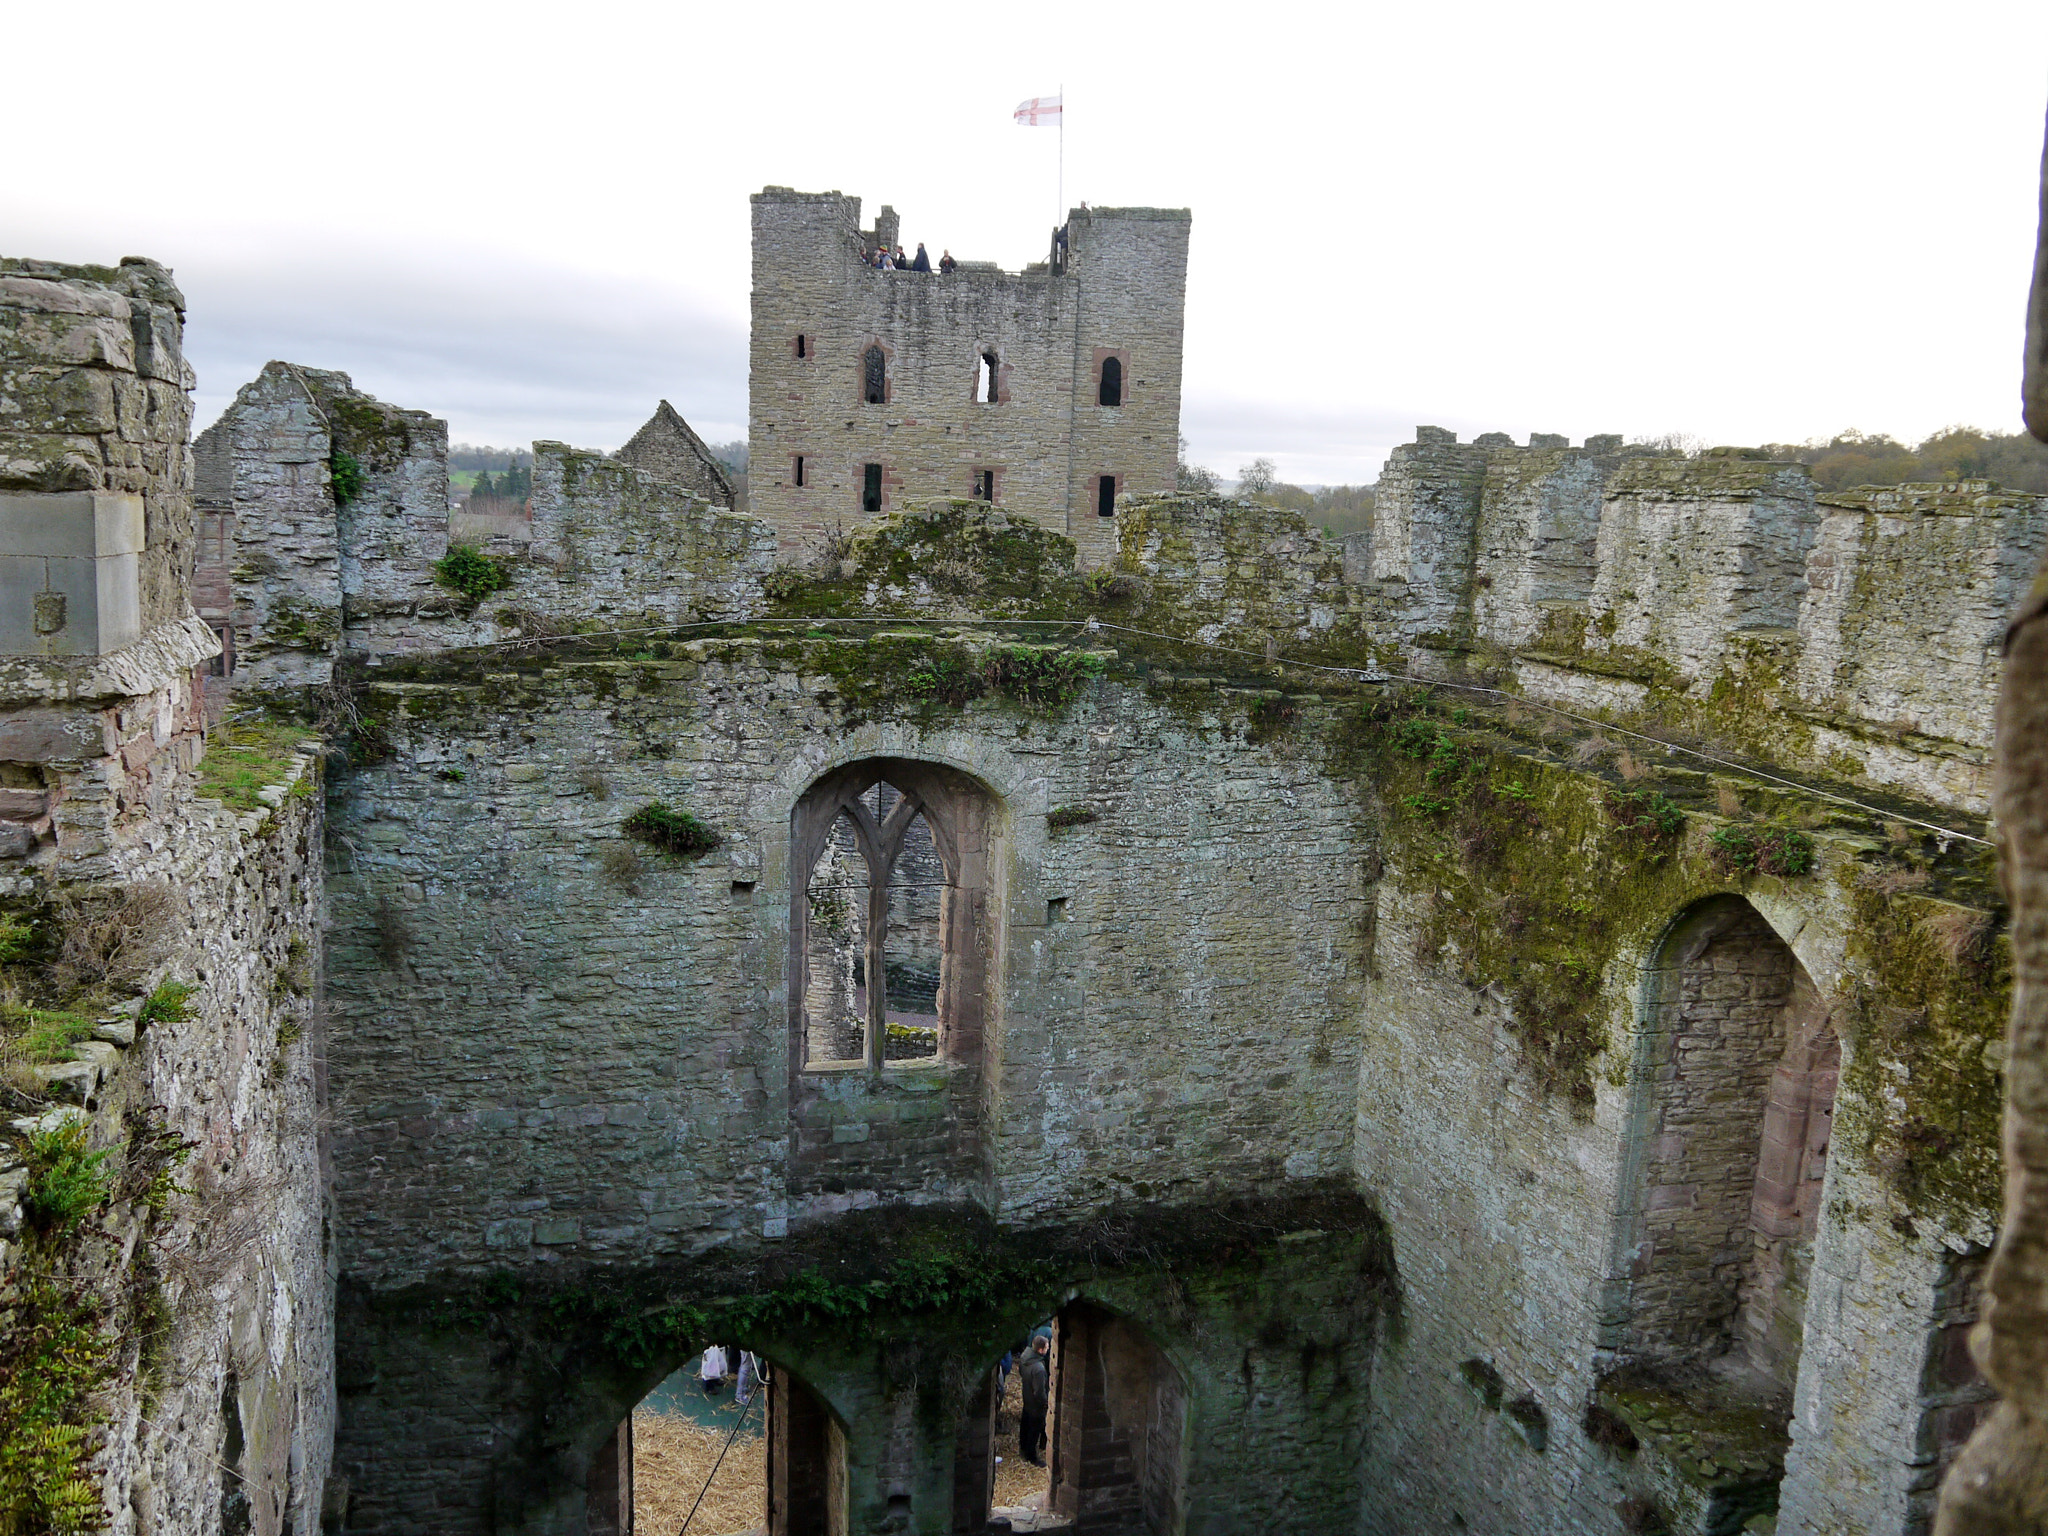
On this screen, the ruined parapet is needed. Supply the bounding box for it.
[0,257,195,636]
[613,398,735,508]
[193,362,345,689]
[489,442,777,631]
[199,364,486,675]
[1798,482,2047,760]
[0,258,219,879]
[1468,442,1613,650]
[297,368,453,655]
[1582,450,1819,685]
[800,499,1078,617]
[1369,427,1492,650]
[1114,493,1346,647]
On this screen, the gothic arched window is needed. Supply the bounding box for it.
[791,760,995,1072]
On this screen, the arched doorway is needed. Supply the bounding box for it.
[954,1301,1188,1534]
[1621,896,1837,1383]
[1599,895,1840,1529]
[588,1346,848,1536]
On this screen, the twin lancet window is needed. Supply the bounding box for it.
[793,762,994,1072]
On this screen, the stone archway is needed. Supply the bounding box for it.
[1596,894,1842,1533]
[950,1299,1191,1535]
[584,1346,850,1536]
[1619,895,1837,1379]
[786,757,1000,1209]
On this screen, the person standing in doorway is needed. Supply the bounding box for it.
[1019,1333,1050,1467]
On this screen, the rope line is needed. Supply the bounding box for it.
[359,611,1993,849]
[676,1387,759,1536]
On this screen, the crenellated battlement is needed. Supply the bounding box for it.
[1353,427,2047,813]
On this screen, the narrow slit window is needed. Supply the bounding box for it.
[973,469,996,502]
[794,454,806,488]
[863,463,883,514]
[795,334,808,359]
[980,350,1001,404]
[1098,475,1117,517]
[1098,355,1123,408]
[863,346,886,404]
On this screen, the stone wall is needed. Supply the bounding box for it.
[0,257,333,1535]
[747,188,1189,565]
[0,257,194,635]
[1,746,336,1536]
[1352,428,2046,816]
[329,1211,1386,1536]
[192,371,772,690]
[612,399,735,508]
[321,647,1367,1284]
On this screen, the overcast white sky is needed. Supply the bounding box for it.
[9,1,2047,485]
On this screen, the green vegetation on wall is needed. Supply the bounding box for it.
[432,544,512,606]
[1342,695,1828,1111]
[1838,884,2009,1222]
[196,718,316,813]
[621,803,721,860]
[329,450,363,506]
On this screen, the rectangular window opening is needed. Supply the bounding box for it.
[862,463,883,514]
[794,455,806,488]
[1097,475,1117,517]
[973,469,996,502]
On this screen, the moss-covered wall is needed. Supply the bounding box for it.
[331,1196,1390,1536]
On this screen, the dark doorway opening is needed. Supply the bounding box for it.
[957,1302,1186,1534]
[1097,475,1117,517]
[595,1347,844,1536]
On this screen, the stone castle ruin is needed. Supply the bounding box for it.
[1,179,2046,1536]
[748,190,1189,561]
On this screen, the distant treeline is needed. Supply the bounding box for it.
[469,466,532,502]
[1180,448,1376,538]
[1757,428,2048,495]
[449,445,533,473]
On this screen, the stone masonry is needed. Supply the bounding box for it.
[747,188,1189,564]
[5,198,2044,1536]
[0,260,334,1535]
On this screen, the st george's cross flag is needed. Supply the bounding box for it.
[1013,94,1062,127]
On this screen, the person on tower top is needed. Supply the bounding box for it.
[911,242,932,273]
[939,249,957,274]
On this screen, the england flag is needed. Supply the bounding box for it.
[1013,94,1062,127]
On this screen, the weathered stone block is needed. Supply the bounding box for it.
[0,491,143,655]
[0,708,105,762]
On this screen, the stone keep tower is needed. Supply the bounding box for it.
[748,187,1190,564]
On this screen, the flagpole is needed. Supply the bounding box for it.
[1057,81,1064,233]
